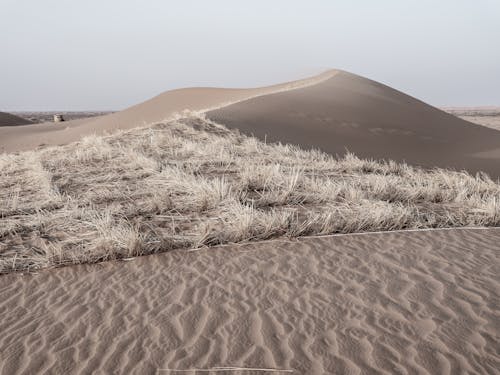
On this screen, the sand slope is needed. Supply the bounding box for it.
[1,228,499,374]
[0,112,32,127]
[0,71,336,153]
[3,69,500,179]
[208,71,500,178]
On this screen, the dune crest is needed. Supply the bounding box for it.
[208,70,500,178]
[0,70,337,153]
[3,69,500,176]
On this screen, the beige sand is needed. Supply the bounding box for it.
[3,69,500,179]
[0,111,32,127]
[208,71,500,179]
[460,116,500,131]
[443,107,500,131]
[1,228,498,374]
[0,71,336,153]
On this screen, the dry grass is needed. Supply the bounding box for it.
[1,114,499,273]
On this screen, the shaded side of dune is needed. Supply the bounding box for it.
[0,112,32,127]
[207,71,500,179]
[1,228,499,374]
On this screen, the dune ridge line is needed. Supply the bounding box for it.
[0,70,337,153]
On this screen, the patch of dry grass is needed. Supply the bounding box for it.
[1,114,499,273]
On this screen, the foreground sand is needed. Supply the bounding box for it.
[1,228,498,374]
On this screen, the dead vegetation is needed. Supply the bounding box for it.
[1,114,499,273]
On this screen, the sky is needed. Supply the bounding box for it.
[1,0,499,111]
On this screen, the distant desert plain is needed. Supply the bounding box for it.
[1,70,499,374]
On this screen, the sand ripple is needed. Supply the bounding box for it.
[1,228,499,374]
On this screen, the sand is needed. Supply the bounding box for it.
[0,111,32,127]
[0,71,336,153]
[460,116,500,131]
[444,107,500,132]
[208,71,500,179]
[3,69,500,179]
[1,228,499,374]
[2,71,500,374]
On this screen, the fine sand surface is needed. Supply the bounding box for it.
[1,228,499,374]
[0,111,32,127]
[0,71,336,153]
[208,71,500,179]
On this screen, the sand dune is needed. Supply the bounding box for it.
[0,111,32,127]
[0,71,336,153]
[1,228,499,374]
[208,71,500,179]
[3,69,500,179]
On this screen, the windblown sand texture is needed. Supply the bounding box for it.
[208,71,500,178]
[1,228,499,374]
[0,111,32,127]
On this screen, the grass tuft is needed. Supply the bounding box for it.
[1,113,499,273]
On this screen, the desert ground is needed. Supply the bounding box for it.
[1,70,499,374]
[1,228,498,374]
[11,111,113,124]
[443,107,500,131]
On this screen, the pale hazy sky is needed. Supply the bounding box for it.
[2,0,499,110]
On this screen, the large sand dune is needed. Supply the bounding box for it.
[0,71,336,153]
[0,228,498,374]
[208,71,500,178]
[2,69,500,179]
[0,111,32,127]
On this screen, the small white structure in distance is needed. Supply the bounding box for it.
[53,114,64,123]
